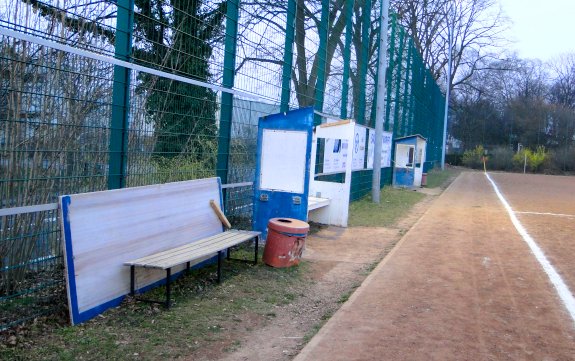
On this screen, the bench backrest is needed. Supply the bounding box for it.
[59,177,224,325]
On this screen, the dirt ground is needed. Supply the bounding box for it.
[16,171,575,360]
[489,173,575,295]
[295,172,575,361]
[202,190,439,361]
[0,176,448,360]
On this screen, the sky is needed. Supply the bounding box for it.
[498,0,575,62]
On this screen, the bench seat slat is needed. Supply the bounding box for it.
[124,230,259,270]
[125,231,248,265]
[139,234,254,269]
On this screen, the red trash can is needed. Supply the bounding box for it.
[263,218,309,268]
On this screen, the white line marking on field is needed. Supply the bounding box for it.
[515,211,575,219]
[485,172,575,328]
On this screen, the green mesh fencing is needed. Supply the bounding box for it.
[0,0,444,329]
[347,13,446,201]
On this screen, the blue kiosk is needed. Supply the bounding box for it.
[393,135,427,187]
[252,108,314,240]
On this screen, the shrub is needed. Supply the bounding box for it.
[488,146,514,171]
[462,145,484,169]
[550,146,575,172]
[445,154,463,166]
[512,146,548,173]
[152,155,216,184]
[529,146,548,172]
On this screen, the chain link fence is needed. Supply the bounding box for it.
[0,0,444,329]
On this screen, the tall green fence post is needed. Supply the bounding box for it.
[401,38,414,136]
[108,0,134,189]
[280,0,297,113]
[216,0,240,186]
[314,0,330,125]
[357,0,372,125]
[369,9,382,128]
[392,27,405,136]
[409,50,421,135]
[340,0,354,119]
[384,14,397,132]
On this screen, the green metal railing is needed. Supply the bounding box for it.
[0,0,444,329]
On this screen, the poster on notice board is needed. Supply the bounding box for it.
[323,138,348,173]
[352,126,367,170]
[367,130,393,168]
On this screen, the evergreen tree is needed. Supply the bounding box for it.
[25,0,228,159]
[133,0,227,158]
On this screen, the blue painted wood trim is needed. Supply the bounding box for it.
[61,196,81,324]
[71,256,218,324]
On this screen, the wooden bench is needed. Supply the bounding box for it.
[59,177,260,325]
[125,229,259,308]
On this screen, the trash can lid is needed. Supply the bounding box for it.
[268,218,310,234]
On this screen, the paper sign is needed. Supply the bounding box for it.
[323,138,348,173]
[367,130,393,168]
[352,126,367,170]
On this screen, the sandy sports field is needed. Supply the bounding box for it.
[295,171,575,360]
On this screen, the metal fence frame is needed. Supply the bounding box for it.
[1,0,444,329]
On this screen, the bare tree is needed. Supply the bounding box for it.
[550,54,575,109]
[548,54,575,162]
[239,0,509,117]
[393,0,449,78]
[238,0,350,106]
[394,0,509,92]
[450,54,574,151]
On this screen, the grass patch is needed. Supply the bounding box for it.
[302,309,334,344]
[425,167,461,189]
[366,261,379,272]
[1,246,310,361]
[338,291,352,304]
[348,187,425,227]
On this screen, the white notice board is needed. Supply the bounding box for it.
[323,138,348,173]
[352,126,367,170]
[367,130,393,168]
[260,129,307,193]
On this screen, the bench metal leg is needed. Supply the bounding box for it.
[130,265,135,296]
[225,236,260,265]
[130,266,171,307]
[254,236,259,265]
[165,268,171,308]
[128,235,261,311]
[217,251,222,284]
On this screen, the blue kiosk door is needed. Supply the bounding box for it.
[253,107,314,240]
